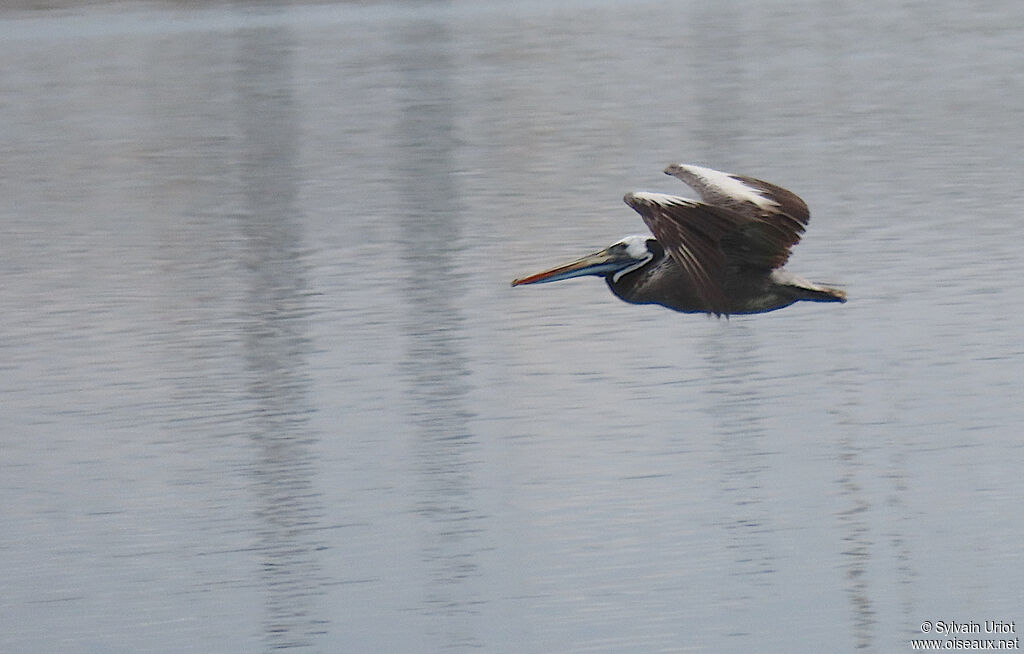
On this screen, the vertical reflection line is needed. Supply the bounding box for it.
[887,444,915,634]
[836,433,874,650]
[833,403,914,650]
[701,323,776,596]
[391,12,484,651]
[233,20,327,651]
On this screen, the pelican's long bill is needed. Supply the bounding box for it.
[511,242,646,287]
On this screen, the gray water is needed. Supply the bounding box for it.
[3,1,1023,652]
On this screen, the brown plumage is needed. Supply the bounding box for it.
[512,163,846,316]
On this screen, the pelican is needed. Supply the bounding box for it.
[511,163,846,316]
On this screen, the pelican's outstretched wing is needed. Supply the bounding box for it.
[623,190,807,314]
[623,192,742,313]
[663,163,809,241]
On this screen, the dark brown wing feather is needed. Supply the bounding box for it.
[623,191,805,314]
[729,174,809,224]
[663,164,808,264]
[623,193,739,312]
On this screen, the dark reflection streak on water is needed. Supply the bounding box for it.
[833,403,913,652]
[836,433,874,650]
[233,22,328,652]
[887,445,915,632]
[701,325,776,597]
[392,13,483,652]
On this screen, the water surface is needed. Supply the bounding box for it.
[2,1,1023,652]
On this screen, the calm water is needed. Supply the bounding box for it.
[3,1,1023,652]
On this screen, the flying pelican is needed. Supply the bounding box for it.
[511,163,846,316]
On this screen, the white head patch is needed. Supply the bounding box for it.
[611,235,654,282]
[616,234,652,259]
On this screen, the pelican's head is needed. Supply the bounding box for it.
[511,235,658,287]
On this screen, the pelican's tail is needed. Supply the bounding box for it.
[792,281,847,303]
[770,270,845,304]
[800,285,846,303]
[773,271,847,304]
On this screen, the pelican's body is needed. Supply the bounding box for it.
[512,164,846,316]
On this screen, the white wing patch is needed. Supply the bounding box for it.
[626,191,698,208]
[678,164,779,211]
